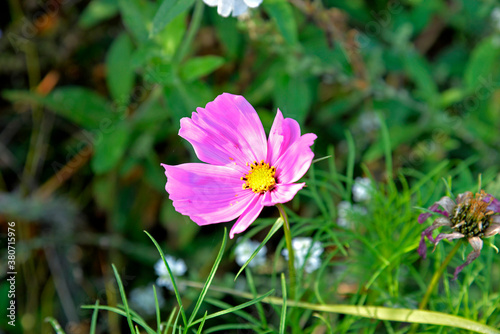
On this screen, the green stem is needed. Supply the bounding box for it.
[277,203,296,300]
[174,0,204,64]
[419,240,462,310]
[409,240,463,334]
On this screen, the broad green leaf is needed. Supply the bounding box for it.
[151,0,195,37]
[464,36,500,91]
[106,32,135,104]
[118,0,150,42]
[3,88,113,129]
[79,0,118,29]
[91,122,130,174]
[264,0,298,45]
[403,51,438,103]
[180,56,225,82]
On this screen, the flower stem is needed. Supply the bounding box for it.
[277,203,296,300]
[409,240,463,334]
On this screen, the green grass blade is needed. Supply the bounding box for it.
[111,263,135,334]
[187,228,228,328]
[144,230,187,326]
[153,285,161,334]
[235,217,283,280]
[81,305,157,334]
[164,306,178,334]
[344,130,355,201]
[279,273,287,334]
[245,267,268,328]
[45,317,66,334]
[189,289,275,327]
[89,300,99,334]
[196,311,208,334]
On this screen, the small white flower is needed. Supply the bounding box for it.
[203,0,263,17]
[129,285,165,316]
[352,177,373,202]
[282,237,323,273]
[154,256,187,290]
[234,239,267,267]
[337,201,368,228]
[358,111,380,133]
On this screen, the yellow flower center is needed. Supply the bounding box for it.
[241,160,277,193]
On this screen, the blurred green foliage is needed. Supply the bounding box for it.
[1,0,500,332]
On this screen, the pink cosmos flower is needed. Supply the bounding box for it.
[161,93,316,239]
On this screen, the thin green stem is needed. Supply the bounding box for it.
[277,203,296,300]
[419,240,462,310]
[409,240,463,334]
[174,0,204,64]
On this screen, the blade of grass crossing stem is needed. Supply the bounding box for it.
[344,130,355,201]
[313,313,333,334]
[153,285,161,334]
[112,264,135,334]
[45,317,66,334]
[204,298,261,326]
[189,289,275,327]
[196,311,208,334]
[81,305,157,334]
[144,230,187,326]
[90,300,99,334]
[280,273,287,334]
[245,267,268,328]
[164,306,178,334]
[235,217,283,280]
[186,228,228,329]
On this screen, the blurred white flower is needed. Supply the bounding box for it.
[282,237,323,273]
[492,8,500,30]
[337,201,368,228]
[358,111,380,133]
[154,255,187,291]
[234,238,267,267]
[203,0,263,17]
[129,285,165,316]
[352,177,373,202]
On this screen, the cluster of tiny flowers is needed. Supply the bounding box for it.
[234,238,267,267]
[154,256,187,291]
[352,177,373,202]
[337,201,367,228]
[282,237,323,273]
[129,285,165,316]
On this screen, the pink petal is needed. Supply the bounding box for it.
[453,237,483,280]
[418,203,449,224]
[261,183,305,206]
[179,93,267,174]
[162,163,253,225]
[273,133,317,184]
[267,109,301,166]
[230,194,264,239]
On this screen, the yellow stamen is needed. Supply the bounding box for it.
[241,160,277,193]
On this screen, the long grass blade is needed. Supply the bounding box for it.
[279,273,287,334]
[144,230,187,326]
[111,264,135,334]
[186,228,228,329]
[89,300,99,334]
[235,217,283,280]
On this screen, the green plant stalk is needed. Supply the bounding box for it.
[174,0,204,64]
[419,240,462,310]
[182,280,500,334]
[277,203,296,300]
